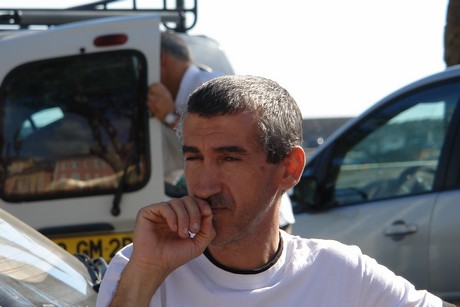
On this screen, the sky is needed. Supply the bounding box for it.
[1,0,450,118]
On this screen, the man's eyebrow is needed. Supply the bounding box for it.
[214,146,247,154]
[182,145,200,154]
[182,145,247,154]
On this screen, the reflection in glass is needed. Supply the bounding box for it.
[0,51,149,200]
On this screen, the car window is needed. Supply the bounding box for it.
[326,82,459,206]
[0,50,149,201]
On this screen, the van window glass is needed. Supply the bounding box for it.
[327,82,459,206]
[0,50,149,201]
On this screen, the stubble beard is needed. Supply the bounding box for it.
[210,207,265,250]
[206,194,251,248]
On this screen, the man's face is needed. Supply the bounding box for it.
[182,113,283,247]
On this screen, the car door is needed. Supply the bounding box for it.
[292,78,460,292]
[0,14,165,262]
[428,106,460,300]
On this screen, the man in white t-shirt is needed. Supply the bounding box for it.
[147,31,223,185]
[97,75,453,307]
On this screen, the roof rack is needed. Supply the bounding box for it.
[0,0,197,32]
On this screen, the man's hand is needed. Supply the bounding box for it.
[131,196,215,271]
[147,83,175,124]
[109,196,215,306]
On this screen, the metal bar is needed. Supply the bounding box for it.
[69,0,124,10]
[0,9,182,26]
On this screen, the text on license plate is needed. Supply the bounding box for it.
[52,232,133,262]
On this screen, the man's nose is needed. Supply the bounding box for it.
[190,162,222,199]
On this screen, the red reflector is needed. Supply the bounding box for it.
[94,34,128,47]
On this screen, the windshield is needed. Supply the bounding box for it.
[0,209,97,305]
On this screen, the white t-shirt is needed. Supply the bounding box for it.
[279,192,295,227]
[96,232,442,307]
[174,65,223,114]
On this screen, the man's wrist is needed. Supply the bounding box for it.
[109,260,168,306]
[163,112,179,128]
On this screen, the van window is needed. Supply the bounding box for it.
[0,50,149,201]
[327,82,459,206]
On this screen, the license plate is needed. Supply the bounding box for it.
[52,232,133,262]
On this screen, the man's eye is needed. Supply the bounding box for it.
[223,156,240,162]
[185,156,202,161]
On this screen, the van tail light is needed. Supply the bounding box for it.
[93,34,128,47]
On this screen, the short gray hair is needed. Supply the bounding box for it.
[177,75,303,164]
[161,31,191,62]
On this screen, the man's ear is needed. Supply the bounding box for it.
[280,146,306,189]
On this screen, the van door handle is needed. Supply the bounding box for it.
[383,220,417,239]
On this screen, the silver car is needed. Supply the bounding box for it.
[292,65,460,303]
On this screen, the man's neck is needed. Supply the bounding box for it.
[206,230,281,271]
[204,233,283,274]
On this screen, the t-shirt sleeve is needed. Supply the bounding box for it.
[307,239,443,306]
[352,246,443,306]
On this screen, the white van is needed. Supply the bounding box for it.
[0,3,233,262]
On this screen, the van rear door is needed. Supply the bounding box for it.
[0,14,165,262]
